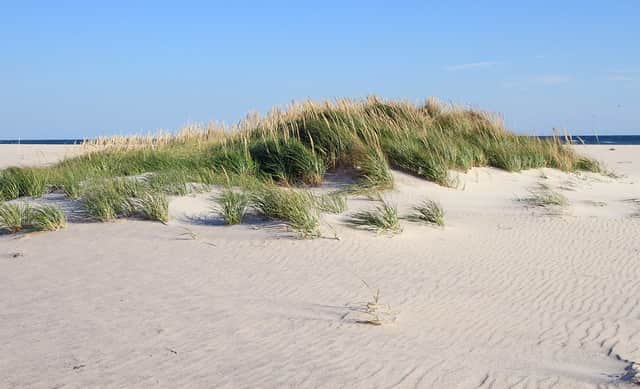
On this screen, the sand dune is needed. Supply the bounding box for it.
[1,145,639,387]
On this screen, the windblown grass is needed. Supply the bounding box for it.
[252,185,319,238]
[520,184,569,208]
[407,199,445,226]
[215,189,249,225]
[82,179,141,221]
[0,203,32,233]
[313,192,347,214]
[82,177,172,223]
[348,200,402,234]
[0,168,48,199]
[30,205,67,231]
[0,203,66,233]
[137,192,169,223]
[0,97,599,228]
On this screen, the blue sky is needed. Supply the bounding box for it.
[1,0,638,138]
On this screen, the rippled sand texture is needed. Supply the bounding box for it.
[1,145,639,388]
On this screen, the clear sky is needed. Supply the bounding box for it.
[1,0,638,138]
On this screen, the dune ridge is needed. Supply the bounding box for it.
[0,145,639,388]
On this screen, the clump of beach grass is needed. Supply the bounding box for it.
[0,203,32,233]
[250,138,326,186]
[0,203,66,233]
[313,192,347,214]
[252,185,319,238]
[59,172,83,199]
[30,204,67,231]
[144,169,192,196]
[348,200,402,234]
[137,192,169,223]
[356,148,394,192]
[520,184,569,209]
[215,189,249,225]
[0,177,20,201]
[406,199,444,226]
[0,168,48,199]
[82,179,138,221]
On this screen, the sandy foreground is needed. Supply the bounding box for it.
[1,145,639,388]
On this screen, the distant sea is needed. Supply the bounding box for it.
[1,135,639,145]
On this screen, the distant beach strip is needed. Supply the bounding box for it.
[1,135,639,145]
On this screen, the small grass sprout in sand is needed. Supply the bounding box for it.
[348,200,402,235]
[0,202,32,233]
[30,204,67,231]
[215,189,249,225]
[406,199,444,227]
[346,279,397,326]
[520,183,569,209]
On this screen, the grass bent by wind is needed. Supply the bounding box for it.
[0,97,599,236]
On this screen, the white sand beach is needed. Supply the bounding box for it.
[1,145,639,388]
[0,144,86,170]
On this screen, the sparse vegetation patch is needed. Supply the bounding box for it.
[348,200,402,235]
[406,199,445,226]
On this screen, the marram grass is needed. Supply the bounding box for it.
[313,192,347,214]
[30,204,67,231]
[0,203,32,233]
[215,189,249,225]
[138,192,169,223]
[252,185,320,238]
[348,201,402,235]
[0,202,66,234]
[406,200,445,226]
[0,97,600,232]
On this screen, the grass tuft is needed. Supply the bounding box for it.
[138,192,169,223]
[0,168,48,199]
[215,189,249,225]
[407,200,444,226]
[520,184,569,208]
[0,203,66,233]
[252,185,319,238]
[30,205,67,231]
[313,192,347,214]
[82,179,137,221]
[0,203,32,233]
[348,200,402,234]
